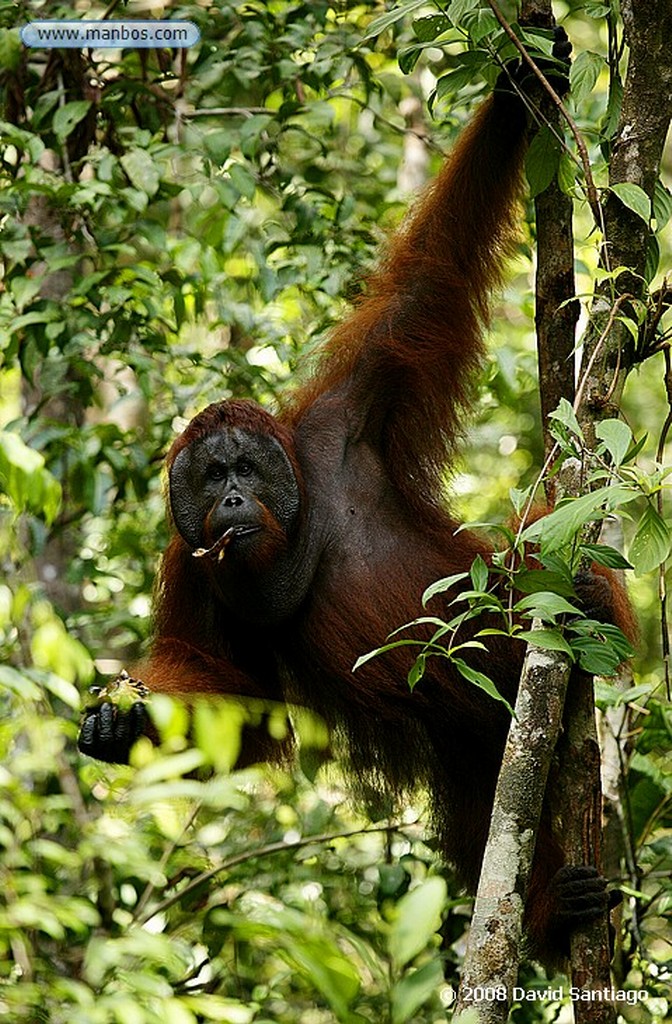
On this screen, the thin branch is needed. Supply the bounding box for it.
[186,106,272,118]
[136,821,407,926]
[573,293,634,414]
[656,346,672,699]
[336,91,446,155]
[135,802,203,920]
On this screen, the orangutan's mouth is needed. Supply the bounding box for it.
[192,525,261,561]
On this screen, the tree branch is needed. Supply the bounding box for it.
[454,642,572,1022]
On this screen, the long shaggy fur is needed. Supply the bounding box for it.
[112,81,634,964]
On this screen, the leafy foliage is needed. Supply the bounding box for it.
[0,678,457,1023]
[0,1,671,1021]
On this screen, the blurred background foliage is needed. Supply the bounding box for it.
[0,0,670,1021]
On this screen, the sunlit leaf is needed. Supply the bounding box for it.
[569,50,603,105]
[516,628,573,657]
[0,431,61,523]
[595,418,633,467]
[53,100,91,142]
[422,572,469,605]
[611,182,652,222]
[628,503,672,575]
[120,148,160,196]
[362,0,429,40]
[515,592,581,621]
[448,0,481,27]
[388,877,447,968]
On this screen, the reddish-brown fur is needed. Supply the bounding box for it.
[104,84,634,962]
[283,99,527,511]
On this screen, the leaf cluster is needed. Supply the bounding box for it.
[0,673,457,1024]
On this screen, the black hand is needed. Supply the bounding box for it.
[495,24,572,104]
[78,701,148,764]
[550,864,608,928]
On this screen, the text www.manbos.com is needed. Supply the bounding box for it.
[20,20,200,49]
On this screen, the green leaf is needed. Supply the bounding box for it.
[516,628,573,657]
[557,150,577,195]
[52,100,91,142]
[594,622,634,662]
[214,902,360,1021]
[0,431,62,523]
[362,0,429,40]
[413,14,450,42]
[602,74,624,140]
[408,654,427,692]
[193,701,246,772]
[580,544,633,570]
[281,935,360,1020]
[616,313,639,343]
[379,863,410,898]
[180,996,257,1023]
[228,163,256,201]
[465,9,498,43]
[239,113,274,158]
[453,658,516,716]
[621,431,648,465]
[434,64,480,98]
[422,572,469,605]
[38,670,82,708]
[571,641,618,675]
[549,397,583,439]
[568,623,633,676]
[470,555,489,593]
[10,309,61,334]
[0,665,41,700]
[398,43,424,75]
[0,28,22,71]
[120,148,160,197]
[633,699,672,754]
[354,638,419,672]
[514,569,576,597]
[509,485,533,517]
[595,418,633,467]
[653,180,672,231]
[448,0,481,28]
[522,485,637,554]
[645,233,660,283]
[610,182,652,223]
[388,877,447,968]
[515,592,581,622]
[569,50,603,105]
[594,680,654,710]
[204,130,232,164]
[526,124,561,198]
[628,503,672,576]
[391,959,444,1024]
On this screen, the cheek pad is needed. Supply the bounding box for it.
[169,448,207,547]
[254,442,301,531]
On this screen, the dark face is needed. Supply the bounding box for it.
[169,427,301,557]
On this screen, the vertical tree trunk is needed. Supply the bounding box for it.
[523,2,579,485]
[577,0,672,439]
